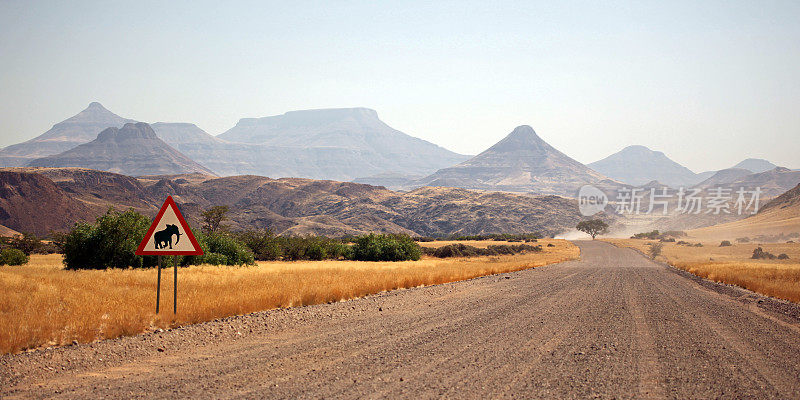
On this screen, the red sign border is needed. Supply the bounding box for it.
[135,196,204,256]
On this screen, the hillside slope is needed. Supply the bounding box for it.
[0,171,95,235]
[688,183,800,240]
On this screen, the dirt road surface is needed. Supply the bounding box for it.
[3,241,800,399]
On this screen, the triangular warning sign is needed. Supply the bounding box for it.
[136,196,204,256]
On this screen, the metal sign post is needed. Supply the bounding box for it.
[136,196,204,316]
[156,255,162,314]
[173,255,178,314]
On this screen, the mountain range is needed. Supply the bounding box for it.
[0,167,596,237]
[0,102,795,200]
[0,103,468,181]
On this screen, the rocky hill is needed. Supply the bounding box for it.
[416,125,609,196]
[0,167,591,237]
[0,102,134,166]
[27,123,216,177]
[588,145,699,187]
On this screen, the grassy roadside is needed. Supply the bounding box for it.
[604,238,800,304]
[0,239,577,355]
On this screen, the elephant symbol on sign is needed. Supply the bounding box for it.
[154,224,182,250]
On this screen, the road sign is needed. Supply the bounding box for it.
[136,196,204,256]
[137,196,203,314]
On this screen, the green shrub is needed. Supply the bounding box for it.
[235,230,351,261]
[9,232,44,255]
[632,230,661,240]
[201,253,229,266]
[425,243,542,258]
[305,242,327,261]
[350,233,421,261]
[62,208,154,270]
[184,231,254,266]
[236,229,283,260]
[0,248,29,265]
[648,242,663,259]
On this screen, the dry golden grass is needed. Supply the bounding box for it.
[0,239,577,354]
[687,205,800,241]
[605,238,800,304]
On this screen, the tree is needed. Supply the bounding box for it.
[201,205,229,234]
[576,219,609,240]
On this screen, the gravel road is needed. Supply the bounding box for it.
[3,240,800,399]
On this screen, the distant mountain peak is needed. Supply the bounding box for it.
[64,102,126,124]
[622,144,651,151]
[416,125,606,195]
[487,125,550,153]
[731,158,778,173]
[588,145,697,187]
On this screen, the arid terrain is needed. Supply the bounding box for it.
[606,239,800,303]
[0,240,576,355]
[2,241,800,399]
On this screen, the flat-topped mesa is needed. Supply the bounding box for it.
[96,123,159,142]
[232,107,381,130]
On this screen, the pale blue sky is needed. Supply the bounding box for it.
[1,0,799,172]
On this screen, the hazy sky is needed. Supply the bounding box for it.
[1,1,799,172]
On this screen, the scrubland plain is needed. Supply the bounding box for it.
[0,239,577,354]
[605,239,800,303]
